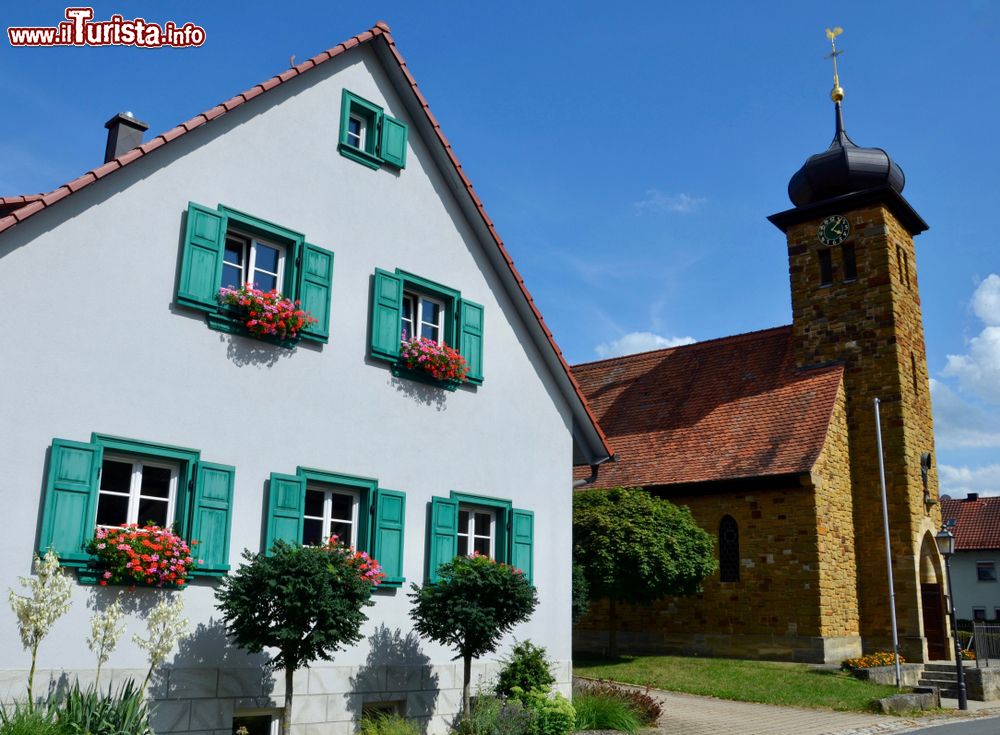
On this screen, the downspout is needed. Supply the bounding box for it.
[573,454,617,488]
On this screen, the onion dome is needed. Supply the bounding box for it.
[787,102,905,207]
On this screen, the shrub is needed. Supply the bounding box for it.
[57,679,152,735]
[456,695,533,735]
[359,712,420,735]
[496,641,555,698]
[573,681,660,726]
[571,563,590,624]
[572,692,641,734]
[510,688,575,735]
[841,651,906,671]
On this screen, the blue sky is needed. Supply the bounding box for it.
[3,2,999,495]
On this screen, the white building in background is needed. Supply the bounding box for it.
[0,22,612,735]
[941,495,1000,622]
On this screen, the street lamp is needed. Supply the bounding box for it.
[935,528,968,710]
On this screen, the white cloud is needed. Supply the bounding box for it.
[930,379,1000,449]
[594,331,696,359]
[942,275,1000,404]
[633,190,706,215]
[939,464,1000,498]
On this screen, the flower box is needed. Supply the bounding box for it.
[216,284,317,344]
[398,336,469,388]
[85,524,197,588]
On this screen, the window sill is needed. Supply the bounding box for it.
[75,567,192,589]
[378,577,405,589]
[390,363,465,392]
[207,310,303,349]
[338,143,382,170]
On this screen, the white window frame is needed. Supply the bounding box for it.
[303,485,360,547]
[346,113,367,149]
[457,505,496,559]
[401,291,445,344]
[223,230,286,293]
[97,454,178,529]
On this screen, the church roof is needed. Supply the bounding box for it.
[571,325,844,488]
[941,496,1000,551]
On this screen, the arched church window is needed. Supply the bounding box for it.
[719,515,740,583]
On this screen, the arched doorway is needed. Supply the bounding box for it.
[919,533,948,660]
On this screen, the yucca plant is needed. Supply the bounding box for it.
[0,699,62,735]
[57,678,152,735]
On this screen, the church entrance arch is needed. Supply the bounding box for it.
[919,532,948,660]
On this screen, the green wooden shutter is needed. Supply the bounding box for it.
[509,508,535,583]
[371,269,403,361]
[372,488,406,586]
[189,462,235,575]
[265,473,306,552]
[177,202,227,312]
[380,116,408,168]
[296,242,335,343]
[458,299,485,384]
[427,496,458,583]
[39,439,103,565]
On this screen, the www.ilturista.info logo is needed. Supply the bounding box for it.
[7,7,206,48]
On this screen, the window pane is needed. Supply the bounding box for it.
[457,535,469,557]
[222,263,243,289]
[100,460,132,493]
[137,497,169,527]
[421,299,440,326]
[140,465,172,498]
[330,521,353,545]
[97,493,129,527]
[255,243,280,274]
[253,272,278,292]
[473,537,491,557]
[224,239,244,265]
[303,518,324,546]
[420,322,439,341]
[459,510,469,531]
[402,295,415,340]
[330,493,353,521]
[474,512,491,536]
[304,489,325,518]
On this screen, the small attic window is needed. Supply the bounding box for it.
[818,249,833,287]
[346,114,367,150]
[338,89,408,170]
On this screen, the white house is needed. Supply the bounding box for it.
[0,22,612,735]
[941,495,1000,622]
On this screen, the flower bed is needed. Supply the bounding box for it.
[399,335,468,384]
[86,524,196,587]
[841,651,906,671]
[218,284,316,341]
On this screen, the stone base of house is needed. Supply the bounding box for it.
[0,661,573,735]
[574,630,862,664]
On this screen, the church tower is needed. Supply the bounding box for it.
[768,35,945,661]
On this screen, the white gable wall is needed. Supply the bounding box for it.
[0,45,574,733]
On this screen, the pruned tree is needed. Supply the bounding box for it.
[409,554,537,719]
[573,487,716,658]
[216,540,383,735]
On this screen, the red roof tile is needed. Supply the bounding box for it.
[942,496,1000,550]
[0,21,612,461]
[571,326,844,488]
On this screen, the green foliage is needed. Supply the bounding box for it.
[409,555,537,662]
[496,641,555,699]
[216,541,376,671]
[0,701,61,735]
[571,563,589,624]
[455,696,533,735]
[572,692,641,734]
[57,679,152,735]
[573,681,660,726]
[573,488,716,606]
[358,712,420,735]
[509,688,575,735]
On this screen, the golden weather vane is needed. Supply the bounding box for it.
[825,26,845,102]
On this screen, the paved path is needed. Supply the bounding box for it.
[648,689,1000,735]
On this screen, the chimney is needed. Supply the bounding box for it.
[103,112,149,163]
[966,492,980,502]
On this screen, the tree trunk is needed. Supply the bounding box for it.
[462,654,472,721]
[284,666,294,735]
[608,598,618,659]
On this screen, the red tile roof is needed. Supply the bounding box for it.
[942,496,1000,551]
[0,194,45,217]
[0,21,612,461]
[571,325,844,488]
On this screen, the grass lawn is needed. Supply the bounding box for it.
[574,655,904,713]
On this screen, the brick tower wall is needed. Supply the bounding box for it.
[784,204,942,660]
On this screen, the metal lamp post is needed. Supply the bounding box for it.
[935,528,968,710]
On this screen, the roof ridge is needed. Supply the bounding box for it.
[573,324,794,368]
